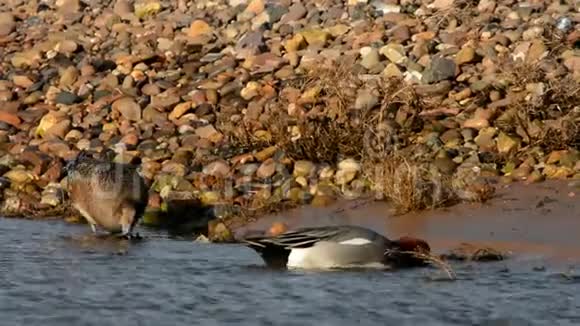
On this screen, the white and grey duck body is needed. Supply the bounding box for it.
[242,225,431,270]
[64,150,149,239]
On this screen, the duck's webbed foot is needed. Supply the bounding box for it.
[119,224,142,240]
[118,232,142,240]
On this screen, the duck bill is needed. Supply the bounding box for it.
[384,236,433,268]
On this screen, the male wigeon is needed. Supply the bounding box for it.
[242,225,431,269]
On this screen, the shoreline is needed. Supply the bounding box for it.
[0,1,578,241]
[1,178,579,266]
[235,179,580,262]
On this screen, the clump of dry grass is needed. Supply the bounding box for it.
[496,60,580,152]
[216,60,494,216]
[385,248,458,280]
[425,0,479,31]
[362,153,458,215]
[218,60,425,164]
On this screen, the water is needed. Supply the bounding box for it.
[1,218,580,326]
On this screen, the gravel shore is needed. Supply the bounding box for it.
[0,0,578,238]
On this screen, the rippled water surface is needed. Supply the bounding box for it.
[1,218,580,326]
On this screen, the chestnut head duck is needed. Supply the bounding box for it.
[241,225,432,270]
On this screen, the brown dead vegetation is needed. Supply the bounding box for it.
[220,59,496,215]
[496,60,580,153]
[361,153,459,215]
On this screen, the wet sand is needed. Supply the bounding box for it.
[236,180,580,262]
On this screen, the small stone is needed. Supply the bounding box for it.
[56,40,78,54]
[114,0,133,17]
[280,3,307,24]
[299,29,330,47]
[453,88,472,101]
[41,184,64,207]
[188,20,213,38]
[429,0,454,9]
[380,43,406,64]
[511,164,532,180]
[295,176,308,188]
[373,3,400,14]
[556,17,573,33]
[12,75,34,88]
[260,3,281,21]
[169,102,191,120]
[203,160,230,177]
[455,47,476,65]
[4,169,36,184]
[383,63,403,78]
[44,119,71,139]
[338,158,361,173]
[241,81,261,100]
[477,0,496,12]
[0,111,21,127]
[268,222,288,236]
[440,129,462,145]
[335,170,357,186]
[255,146,277,161]
[256,158,276,179]
[195,125,223,143]
[112,97,142,121]
[244,0,265,15]
[360,47,381,69]
[59,66,79,88]
[55,91,80,105]
[512,42,530,62]
[0,13,15,37]
[293,160,316,177]
[284,34,306,53]
[134,1,161,18]
[319,166,335,179]
[238,163,259,176]
[463,117,489,130]
[236,31,265,57]
[497,132,520,154]
[11,50,41,68]
[564,56,580,75]
[243,53,284,73]
[546,150,567,165]
[36,112,65,137]
[474,127,497,151]
[151,90,181,109]
[422,57,457,84]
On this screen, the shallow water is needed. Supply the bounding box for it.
[1,218,580,326]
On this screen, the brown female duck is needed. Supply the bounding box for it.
[64,151,148,239]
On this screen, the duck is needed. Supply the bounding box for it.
[64,150,149,239]
[241,225,432,270]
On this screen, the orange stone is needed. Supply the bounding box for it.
[0,110,21,127]
[268,222,288,236]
